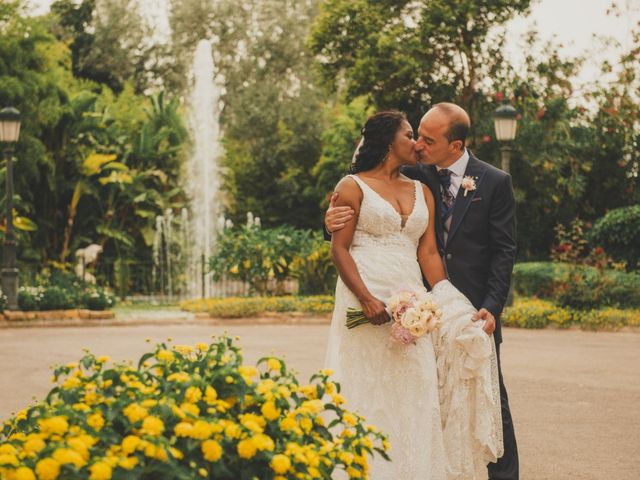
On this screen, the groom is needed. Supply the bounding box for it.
[325,102,519,480]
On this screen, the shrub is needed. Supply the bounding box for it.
[180,296,335,318]
[502,298,640,330]
[590,205,640,271]
[0,337,388,479]
[291,233,337,295]
[209,225,313,295]
[17,286,44,311]
[513,262,640,309]
[81,288,117,311]
[512,262,563,297]
[39,286,76,311]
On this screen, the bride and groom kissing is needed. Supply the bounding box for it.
[323,103,519,479]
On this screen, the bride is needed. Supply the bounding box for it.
[324,110,503,479]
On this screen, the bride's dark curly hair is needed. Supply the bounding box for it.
[349,110,408,174]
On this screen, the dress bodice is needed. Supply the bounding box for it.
[348,174,429,253]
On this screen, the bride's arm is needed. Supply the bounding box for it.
[417,184,447,288]
[330,177,389,325]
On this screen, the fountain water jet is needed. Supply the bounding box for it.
[185,39,223,297]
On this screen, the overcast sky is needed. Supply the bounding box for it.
[23,0,640,89]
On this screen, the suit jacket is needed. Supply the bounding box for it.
[401,152,517,344]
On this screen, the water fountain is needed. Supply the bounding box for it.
[185,39,223,297]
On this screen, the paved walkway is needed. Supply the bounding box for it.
[1,324,638,479]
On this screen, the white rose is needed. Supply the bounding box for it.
[400,308,418,328]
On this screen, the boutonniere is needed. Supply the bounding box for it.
[461,176,477,197]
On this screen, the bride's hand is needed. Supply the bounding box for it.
[360,297,390,325]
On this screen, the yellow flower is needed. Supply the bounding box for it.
[0,453,18,466]
[300,417,313,433]
[338,451,354,465]
[267,358,281,371]
[118,456,138,470]
[121,435,141,455]
[35,458,60,480]
[52,448,86,468]
[204,386,218,404]
[87,412,105,431]
[271,454,291,474]
[23,436,46,455]
[173,345,194,355]
[174,422,194,437]
[62,377,81,389]
[180,402,200,417]
[196,343,208,352]
[185,386,202,403]
[67,437,90,460]
[156,350,174,362]
[123,404,148,424]
[251,433,275,452]
[14,467,36,480]
[0,444,17,456]
[261,401,280,421]
[39,416,69,436]
[238,365,257,384]
[89,461,112,480]
[201,439,222,462]
[96,356,110,364]
[331,393,346,405]
[224,423,241,439]
[320,368,334,376]
[167,372,190,383]
[141,416,164,436]
[237,439,257,459]
[343,413,357,426]
[198,467,208,477]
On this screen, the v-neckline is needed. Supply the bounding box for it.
[354,175,418,230]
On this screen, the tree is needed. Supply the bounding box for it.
[309,0,532,123]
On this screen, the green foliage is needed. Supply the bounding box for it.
[209,224,314,295]
[80,287,116,310]
[311,97,372,207]
[310,0,531,122]
[590,206,640,271]
[291,233,337,295]
[180,295,335,317]
[39,285,76,310]
[513,262,640,309]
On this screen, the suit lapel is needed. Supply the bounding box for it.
[447,155,486,245]
[418,164,445,248]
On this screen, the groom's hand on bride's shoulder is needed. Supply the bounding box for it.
[472,308,496,335]
[325,192,354,234]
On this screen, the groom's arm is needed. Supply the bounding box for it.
[481,174,517,319]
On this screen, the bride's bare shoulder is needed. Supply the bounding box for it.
[420,183,435,208]
[334,175,363,208]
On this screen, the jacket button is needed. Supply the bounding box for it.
[446,253,452,260]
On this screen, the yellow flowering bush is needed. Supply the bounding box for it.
[180,296,334,318]
[0,336,387,479]
[502,297,640,330]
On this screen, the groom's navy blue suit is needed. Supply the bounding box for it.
[402,151,519,480]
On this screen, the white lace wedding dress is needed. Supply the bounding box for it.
[325,174,503,479]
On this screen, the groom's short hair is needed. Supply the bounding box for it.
[432,102,470,150]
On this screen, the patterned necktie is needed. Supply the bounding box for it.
[437,169,455,241]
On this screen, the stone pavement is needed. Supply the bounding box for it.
[1,324,638,479]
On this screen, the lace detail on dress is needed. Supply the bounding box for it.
[325,175,502,480]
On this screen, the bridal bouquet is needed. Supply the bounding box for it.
[346,289,443,345]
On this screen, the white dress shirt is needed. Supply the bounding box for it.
[436,149,469,198]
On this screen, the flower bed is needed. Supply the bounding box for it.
[180,296,334,318]
[0,336,388,479]
[502,298,640,331]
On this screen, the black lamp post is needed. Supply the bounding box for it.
[0,107,21,310]
[493,101,518,173]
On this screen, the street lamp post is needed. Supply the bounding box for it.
[493,101,519,174]
[493,101,518,307]
[0,107,21,310]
